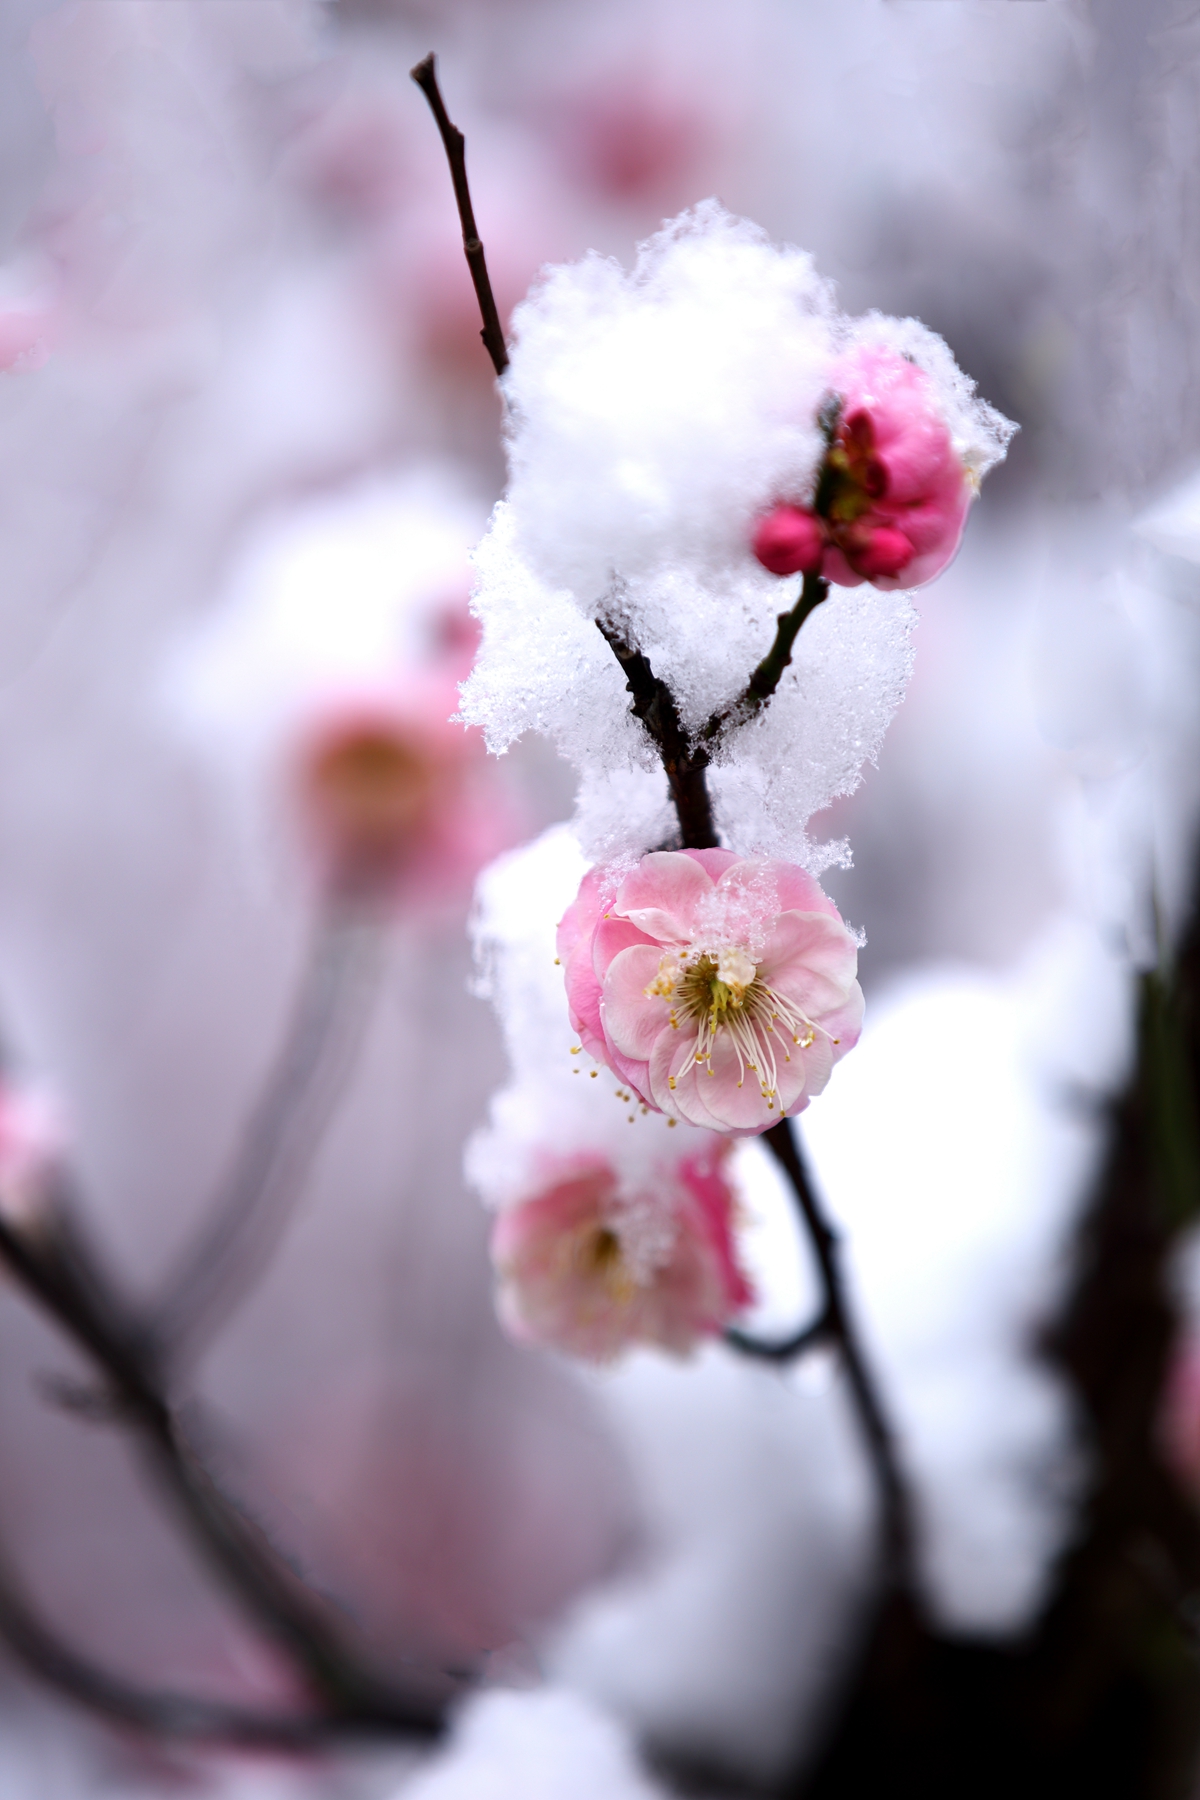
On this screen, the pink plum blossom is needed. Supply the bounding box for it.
[292,653,515,907]
[0,1085,64,1229]
[752,346,975,591]
[558,849,863,1137]
[490,1144,752,1362]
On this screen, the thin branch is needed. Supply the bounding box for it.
[595,621,718,849]
[725,1307,833,1363]
[696,572,829,749]
[410,55,509,379]
[152,910,381,1369]
[763,1117,918,1597]
[0,1543,346,1746]
[0,1201,452,1732]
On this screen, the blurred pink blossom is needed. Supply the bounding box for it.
[752,347,973,590]
[490,1144,752,1362]
[558,849,863,1136]
[0,1085,64,1228]
[293,672,514,908]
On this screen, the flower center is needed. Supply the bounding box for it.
[645,944,823,1111]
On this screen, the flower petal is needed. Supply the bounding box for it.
[602,944,672,1059]
[614,850,716,942]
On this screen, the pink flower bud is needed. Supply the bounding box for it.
[751,504,827,577]
[819,348,972,590]
[490,1145,752,1362]
[557,849,863,1137]
[752,346,975,592]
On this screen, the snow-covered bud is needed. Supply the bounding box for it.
[752,346,992,590]
[490,1144,752,1362]
[558,849,863,1137]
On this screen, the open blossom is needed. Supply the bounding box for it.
[752,346,978,590]
[558,849,863,1137]
[293,659,512,906]
[490,1145,752,1362]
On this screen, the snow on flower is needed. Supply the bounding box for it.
[558,848,863,1136]
[164,470,518,907]
[461,204,1013,868]
[490,1143,752,1362]
[752,344,984,590]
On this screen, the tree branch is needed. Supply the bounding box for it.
[0,1197,452,1733]
[595,620,718,849]
[410,55,509,379]
[762,1117,918,1598]
[152,910,381,1370]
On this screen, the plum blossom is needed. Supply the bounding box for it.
[0,1085,64,1229]
[490,1142,752,1362]
[292,670,508,904]
[752,346,980,590]
[559,849,863,1136]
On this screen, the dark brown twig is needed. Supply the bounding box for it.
[0,1541,361,1747]
[410,55,509,379]
[0,1198,451,1734]
[725,1306,833,1363]
[701,572,830,743]
[762,1117,918,1597]
[152,910,381,1370]
[595,621,719,848]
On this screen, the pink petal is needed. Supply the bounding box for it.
[593,914,658,980]
[759,911,859,1007]
[601,944,673,1059]
[614,850,715,942]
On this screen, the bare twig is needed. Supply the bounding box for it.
[725,1307,833,1363]
[410,55,509,379]
[595,621,718,848]
[0,1199,453,1733]
[152,909,381,1369]
[762,1118,918,1597]
[0,1536,360,1746]
[699,572,830,745]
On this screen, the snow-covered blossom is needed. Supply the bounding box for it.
[292,678,502,903]
[752,345,982,590]
[461,204,1012,867]
[491,1142,751,1362]
[166,471,518,908]
[559,849,863,1136]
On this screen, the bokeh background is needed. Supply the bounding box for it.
[0,0,1198,1793]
